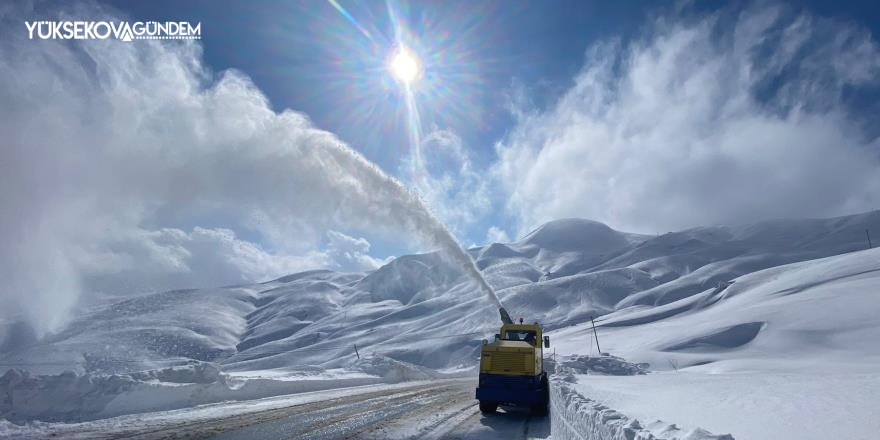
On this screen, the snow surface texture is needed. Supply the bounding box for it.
[550,378,733,440]
[549,356,732,439]
[1,211,879,434]
[548,233,880,438]
[554,355,649,379]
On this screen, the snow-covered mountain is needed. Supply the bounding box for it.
[2,211,877,377]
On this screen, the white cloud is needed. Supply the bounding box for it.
[77,227,332,294]
[325,230,390,272]
[494,5,880,235]
[485,226,511,244]
[0,3,454,336]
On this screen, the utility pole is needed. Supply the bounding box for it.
[867,229,873,249]
[590,316,602,355]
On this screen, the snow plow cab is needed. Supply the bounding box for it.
[475,322,550,415]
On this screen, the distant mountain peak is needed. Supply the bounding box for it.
[519,218,629,253]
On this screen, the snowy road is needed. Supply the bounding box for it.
[184,380,549,440]
[10,380,550,440]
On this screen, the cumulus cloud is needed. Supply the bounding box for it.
[494,5,880,234]
[325,230,390,272]
[0,2,481,336]
[485,226,511,244]
[76,227,333,295]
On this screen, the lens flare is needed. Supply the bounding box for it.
[389,46,420,84]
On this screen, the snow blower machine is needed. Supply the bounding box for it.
[475,307,550,415]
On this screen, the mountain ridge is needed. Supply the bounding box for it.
[1,210,878,375]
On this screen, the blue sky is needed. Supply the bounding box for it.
[3,0,880,311]
[98,0,880,259]
[99,0,655,256]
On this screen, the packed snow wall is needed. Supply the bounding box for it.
[549,378,735,440]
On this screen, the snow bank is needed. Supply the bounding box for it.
[550,378,734,440]
[0,357,444,423]
[127,360,224,384]
[549,355,732,439]
[566,371,880,440]
[555,354,650,379]
[1,368,135,423]
[349,354,442,381]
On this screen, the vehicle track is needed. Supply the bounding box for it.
[132,380,548,440]
[121,382,455,440]
[33,380,549,440]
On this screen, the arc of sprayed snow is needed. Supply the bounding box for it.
[321,139,505,313]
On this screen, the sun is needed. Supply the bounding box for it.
[389,46,420,84]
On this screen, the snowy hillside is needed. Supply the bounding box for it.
[1,211,879,433]
[550,245,880,439]
[2,212,877,373]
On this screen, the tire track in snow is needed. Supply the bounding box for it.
[19,379,550,440]
[117,382,455,440]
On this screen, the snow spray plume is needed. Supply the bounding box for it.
[0,2,508,338]
[322,144,506,317]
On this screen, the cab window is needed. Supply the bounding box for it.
[504,330,537,344]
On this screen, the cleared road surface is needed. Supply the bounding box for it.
[113,380,550,440]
